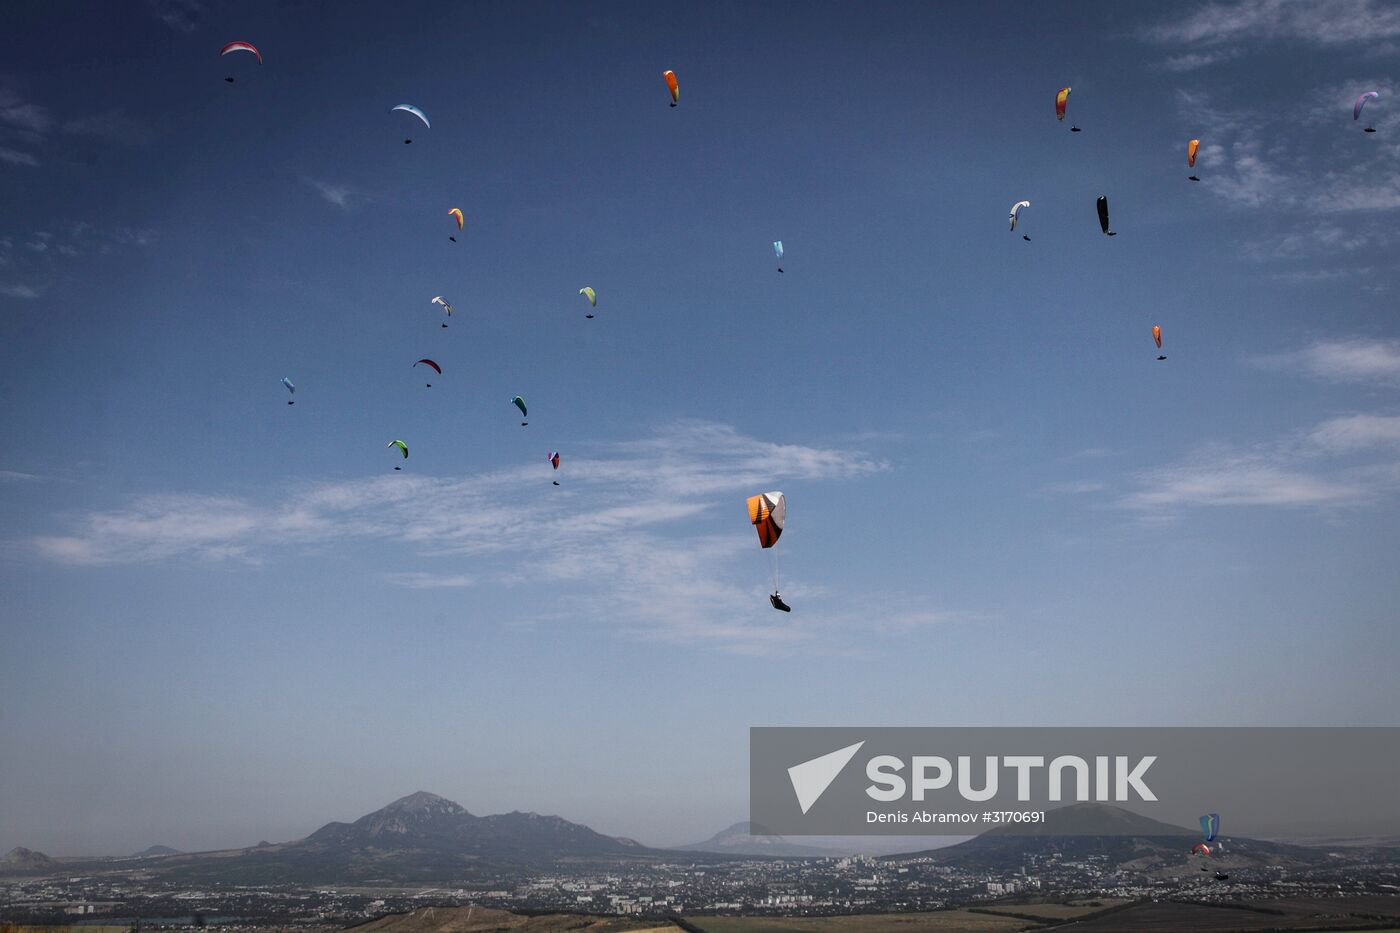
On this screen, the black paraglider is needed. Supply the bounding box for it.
[1097,196,1116,236]
[770,593,791,612]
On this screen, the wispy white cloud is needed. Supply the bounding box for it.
[1145,0,1400,49]
[383,571,477,589]
[0,283,40,299]
[0,470,40,482]
[1310,414,1400,452]
[0,147,38,167]
[1155,49,1240,72]
[1123,451,1364,509]
[30,422,891,652]
[304,179,358,211]
[1254,338,1400,386]
[62,110,152,146]
[148,0,204,32]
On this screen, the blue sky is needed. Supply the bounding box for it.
[3,0,1400,855]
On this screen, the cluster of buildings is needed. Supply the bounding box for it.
[3,849,1398,928]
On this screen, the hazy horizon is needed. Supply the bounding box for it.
[4,0,1400,856]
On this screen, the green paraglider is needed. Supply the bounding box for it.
[387,439,408,469]
[512,395,528,426]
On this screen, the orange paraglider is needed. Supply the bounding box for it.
[1153,325,1165,361]
[1188,139,1201,181]
[663,70,679,107]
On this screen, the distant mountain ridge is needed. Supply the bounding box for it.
[678,821,833,857]
[125,791,660,884]
[1,847,57,873]
[132,845,181,857]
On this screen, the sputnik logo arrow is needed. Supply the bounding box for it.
[788,741,865,814]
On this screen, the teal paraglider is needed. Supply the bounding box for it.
[512,395,528,426]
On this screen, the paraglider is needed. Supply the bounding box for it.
[663,69,679,107]
[579,286,596,319]
[448,208,463,241]
[548,450,560,485]
[220,41,261,82]
[1214,872,1230,881]
[512,395,528,425]
[1200,813,1220,843]
[1153,325,1165,360]
[1355,91,1379,132]
[387,439,408,469]
[431,295,453,328]
[773,240,784,272]
[414,358,441,386]
[746,491,789,611]
[1056,87,1079,131]
[392,104,430,144]
[1187,138,1201,181]
[1192,843,1211,857]
[1096,196,1116,236]
[281,376,295,405]
[1010,200,1031,241]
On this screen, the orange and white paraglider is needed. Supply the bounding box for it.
[1188,139,1201,181]
[448,208,463,241]
[1153,325,1165,361]
[746,491,789,611]
[663,70,679,107]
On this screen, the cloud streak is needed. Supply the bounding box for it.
[30,422,888,652]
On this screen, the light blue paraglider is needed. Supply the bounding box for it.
[1200,813,1219,843]
[281,376,295,405]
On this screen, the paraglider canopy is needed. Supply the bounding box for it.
[1010,200,1030,232]
[1355,91,1379,131]
[548,450,560,484]
[392,103,430,143]
[1056,87,1070,120]
[746,491,786,548]
[414,359,440,385]
[220,41,263,64]
[448,208,464,230]
[387,440,408,469]
[1188,138,1201,180]
[512,395,528,425]
[220,41,261,82]
[1096,196,1116,235]
[663,69,679,106]
[281,376,295,404]
[1192,843,1211,857]
[1152,325,1162,348]
[1200,813,1220,842]
[431,295,453,326]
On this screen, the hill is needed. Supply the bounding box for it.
[886,804,1326,875]
[131,845,181,857]
[677,822,832,858]
[0,848,57,875]
[145,791,666,883]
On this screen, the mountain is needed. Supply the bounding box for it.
[0,847,57,874]
[678,821,833,858]
[887,803,1327,875]
[150,791,660,884]
[132,845,181,857]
